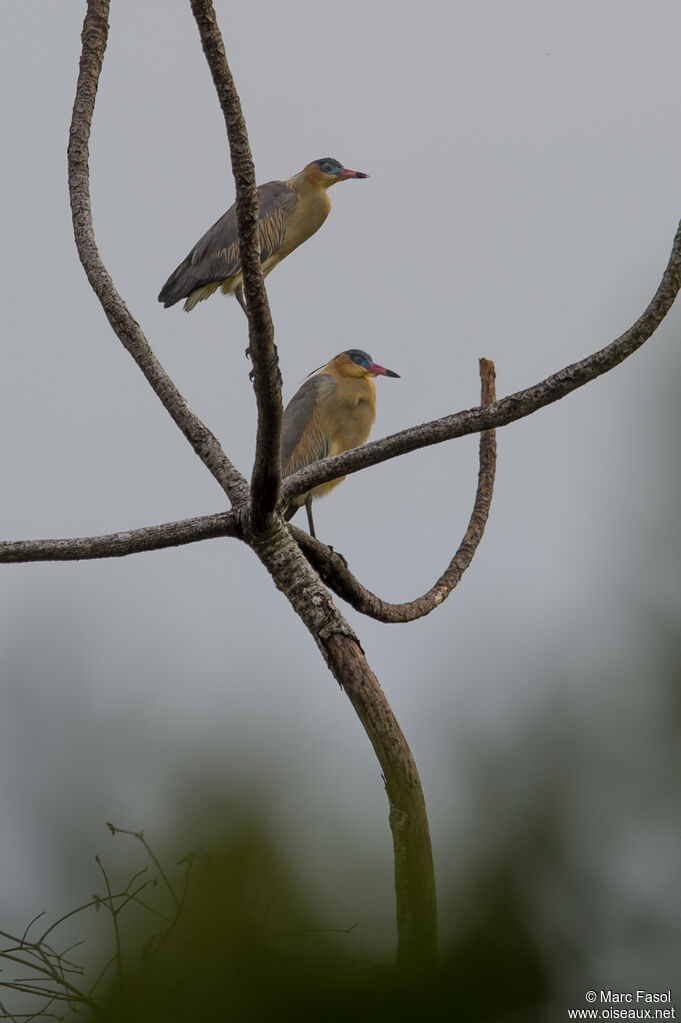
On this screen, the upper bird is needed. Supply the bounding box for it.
[158,158,368,314]
[281,349,399,538]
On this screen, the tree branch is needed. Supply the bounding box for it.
[68,0,248,508]
[291,358,497,621]
[189,0,283,534]
[24,4,680,978]
[0,353,493,621]
[0,513,238,564]
[249,525,437,970]
[282,218,681,504]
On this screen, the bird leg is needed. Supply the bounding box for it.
[290,498,347,565]
[233,284,257,380]
[235,283,249,318]
[235,284,253,372]
[305,496,317,539]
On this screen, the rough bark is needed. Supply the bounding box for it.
[189,0,283,534]
[0,513,238,563]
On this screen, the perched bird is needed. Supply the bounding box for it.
[282,350,399,538]
[158,158,368,314]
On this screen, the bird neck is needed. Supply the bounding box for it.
[334,372,377,407]
[284,168,333,231]
[286,166,332,197]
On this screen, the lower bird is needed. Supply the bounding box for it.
[158,158,368,314]
[281,350,399,538]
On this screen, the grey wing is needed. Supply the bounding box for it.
[158,180,298,307]
[281,373,336,475]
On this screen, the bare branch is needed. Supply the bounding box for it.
[68,0,248,508]
[95,856,123,986]
[7,203,677,566]
[249,525,437,968]
[282,218,681,504]
[106,823,180,912]
[324,632,437,971]
[0,512,238,564]
[1,830,197,1019]
[189,0,283,533]
[292,358,497,622]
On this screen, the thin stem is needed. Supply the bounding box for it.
[95,856,123,987]
[107,824,180,912]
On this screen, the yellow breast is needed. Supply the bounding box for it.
[278,187,332,263]
[307,376,376,501]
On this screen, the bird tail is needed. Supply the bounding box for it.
[159,264,223,312]
[158,259,192,308]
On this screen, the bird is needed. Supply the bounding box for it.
[281,349,399,538]
[158,158,368,314]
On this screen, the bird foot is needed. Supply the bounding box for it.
[327,545,348,568]
[246,349,283,386]
[245,346,255,382]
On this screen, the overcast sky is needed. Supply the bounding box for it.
[1,0,680,998]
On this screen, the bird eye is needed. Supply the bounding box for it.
[320,161,337,174]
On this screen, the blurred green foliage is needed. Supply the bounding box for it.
[97,824,548,1023]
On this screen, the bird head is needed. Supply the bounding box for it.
[307,158,369,187]
[334,349,400,379]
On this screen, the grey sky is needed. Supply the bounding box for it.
[1,0,680,991]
